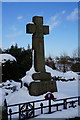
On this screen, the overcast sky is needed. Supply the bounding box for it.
[1,2,78,57]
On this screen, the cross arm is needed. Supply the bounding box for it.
[43,26,49,35]
[26,23,36,34]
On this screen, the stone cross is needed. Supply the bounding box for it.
[26,16,49,72]
[26,16,57,96]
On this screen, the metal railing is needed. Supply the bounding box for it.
[5,96,80,120]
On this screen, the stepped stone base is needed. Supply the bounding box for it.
[32,72,51,81]
[29,80,57,96]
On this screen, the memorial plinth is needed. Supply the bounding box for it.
[29,80,57,96]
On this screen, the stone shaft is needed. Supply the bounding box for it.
[26,16,49,72]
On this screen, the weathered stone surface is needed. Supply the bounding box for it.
[26,16,57,96]
[32,36,45,72]
[26,23,35,34]
[29,80,57,96]
[26,16,49,72]
[33,16,43,24]
[32,72,51,81]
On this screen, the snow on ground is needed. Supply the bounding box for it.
[36,106,79,118]
[0,54,16,64]
[22,65,78,85]
[1,66,77,106]
[0,88,5,106]
[46,65,63,77]
[46,65,78,80]
[6,87,68,106]
[0,65,79,119]
[0,80,21,106]
[2,80,20,89]
[63,71,78,80]
[1,65,78,106]
[21,66,35,85]
[57,81,78,97]
[5,80,78,106]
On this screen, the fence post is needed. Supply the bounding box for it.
[2,99,8,120]
[19,104,21,119]
[49,99,51,113]
[32,102,35,117]
[56,104,58,111]
[26,103,28,117]
[40,103,43,114]
[9,108,12,120]
[71,101,76,108]
[63,99,67,109]
[78,96,80,106]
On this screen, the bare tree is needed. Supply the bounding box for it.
[59,52,70,72]
[72,49,78,58]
